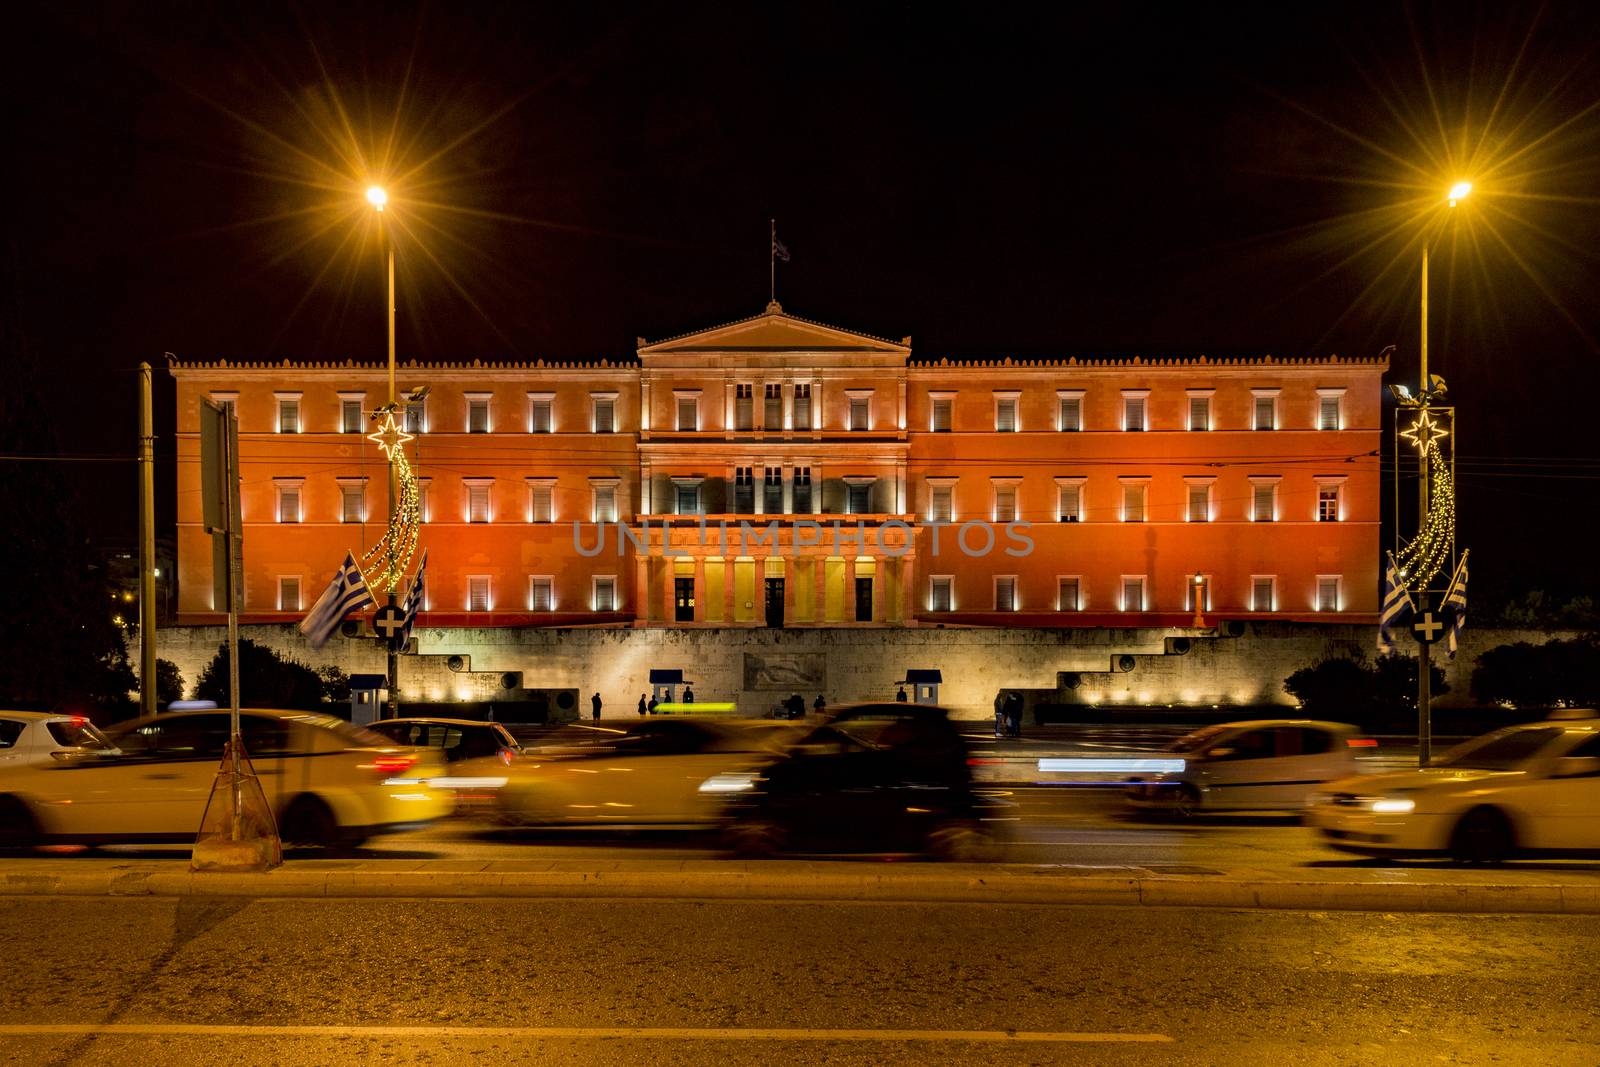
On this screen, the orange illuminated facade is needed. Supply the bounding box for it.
[171,303,1385,630]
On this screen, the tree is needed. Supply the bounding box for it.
[195,639,328,709]
[1471,637,1600,708]
[142,658,185,708]
[1284,653,1448,720]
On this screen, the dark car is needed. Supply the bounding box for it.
[716,702,1003,860]
[366,717,523,766]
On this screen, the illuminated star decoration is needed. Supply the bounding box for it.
[361,411,421,595]
[1399,411,1448,453]
[1395,411,1455,593]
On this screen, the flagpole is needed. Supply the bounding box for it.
[769,218,776,304]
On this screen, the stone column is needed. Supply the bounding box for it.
[814,558,828,624]
[871,558,885,623]
[782,558,796,624]
[724,558,737,623]
[900,556,916,624]
[693,557,706,623]
[634,556,650,625]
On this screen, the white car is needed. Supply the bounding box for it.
[1125,719,1367,815]
[0,712,119,768]
[1307,712,1600,862]
[454,718,807,829]
[0,708,451,850]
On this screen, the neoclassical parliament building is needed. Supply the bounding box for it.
[171,302,1385,635]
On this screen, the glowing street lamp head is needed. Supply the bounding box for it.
[1447,181,1472,207]
[366,185,388,211]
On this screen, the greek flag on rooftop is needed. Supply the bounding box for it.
[1376,553,1414,654]
[1443,550,1470,658]
[298,551,375,650]
[400,549,428,645]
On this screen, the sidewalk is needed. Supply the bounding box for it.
[5,855,1598,914]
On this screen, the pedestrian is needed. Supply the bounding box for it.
[591,692,602,722]
[648,696,659,715]
[813,694,826,715]
[1006,691,1024,738]
[895,685,908,702]
[682,684,695,704]
[993,691,1007,738]
[787,693,805,719]
[637,694,648,717]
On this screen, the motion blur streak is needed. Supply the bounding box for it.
[1038,758,1186,774]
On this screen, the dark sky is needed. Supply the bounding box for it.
[8,1,1600,601]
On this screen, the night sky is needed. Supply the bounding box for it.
[8,1,1600,602]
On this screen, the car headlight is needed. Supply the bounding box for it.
[699,771,760,794]
[1367,794,1416,814]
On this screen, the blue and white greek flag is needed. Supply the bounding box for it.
[400,549,428,645]
[1377,554,1414,654]
[298,551,375,650]
[1443,550,1469,658]
[772,236,790,263]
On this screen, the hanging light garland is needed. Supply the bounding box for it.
[1396,411,1454,592]
[362,411,421,595]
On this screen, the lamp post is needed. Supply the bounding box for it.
[1411,180,1469,766]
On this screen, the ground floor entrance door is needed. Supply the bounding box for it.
[855,577,873,622]
[674,577,695,622]
[764,578,785,627]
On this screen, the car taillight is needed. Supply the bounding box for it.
[1346,738,1378,748]
[967,757,1001,766]
[371,754,417,775]
[499,748,515,766]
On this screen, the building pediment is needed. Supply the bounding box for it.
[638,301,910,357]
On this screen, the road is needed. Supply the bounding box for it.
[1,895,1596,1065]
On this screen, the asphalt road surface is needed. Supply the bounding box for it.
[2,896,1596,1065]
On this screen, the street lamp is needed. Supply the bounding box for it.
[366,185,388,212]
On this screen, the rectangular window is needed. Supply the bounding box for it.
[592,484,617,523]
[793,384,812,430]
[1317,576,1341,612]
[792,468,812,512]
[1254,394,1276,431]
[1123,396,1146,432]
[764,384,782,429]
[931,397,953,432]
[995,397,1018,432]
[676,483,700,515]
[529,396,552,433]
[764,466,783,513]
[995,576,1017,612]
[530,483,553,523]
[340,484,365,523]
[530,576,553,612]
[276,485,300,523]
[593,576,617,612]
[1122,482,1146,522]
[1252,577,1276,612]
[592,397,615,433]
[1253,482,1277,522]
[404,400,426,434]
[468,396,491,433]
[468,484,492,523]
[1058,483,1082,522]
[735,383,754,431]
[417,480,431,523]
[468,577,491,613]
[1187,483,1211,522]
[931,484,953,522]
[1188,396,1210,431]
[277,398,299,434]
[734,467,754,513]
[1057,577,1080,612]
[1318,485,1340,522]
[930,576,953,613]
[849,396,870,431]
[994,484,1017,522]
[341,399,363,433]
[1058,395,1082,431]
[1122,576,1146,612]
[677,397,698,431]
[278,577,301,612]
[847,481,872,514]
[1318,394,1342,431]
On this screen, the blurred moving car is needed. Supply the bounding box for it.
[457,718,807,828]
[366,717,523,765]
[713,702,1003,860]
[0,708,450,850]
[0,712,119,768]
[1307,711,1600,862]
[1125,719,1368,815]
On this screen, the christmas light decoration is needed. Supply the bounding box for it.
[1395,411,1454,592]
[362,411,421,594]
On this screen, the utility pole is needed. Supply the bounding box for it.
[138,362,157,718]
[1416,247,1432,767]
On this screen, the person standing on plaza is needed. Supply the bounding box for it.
[591,692,602,722]
[682,684,695,704]
[813,694,826,716]
[637,694,647,717]
[648,695,659,715]
[1006,691,1024,738]
[895,685,908,702]
[994,691,1007,738]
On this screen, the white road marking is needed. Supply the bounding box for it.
[0,1024,1173,1044]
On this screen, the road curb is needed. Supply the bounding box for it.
[4,867,1598,913]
